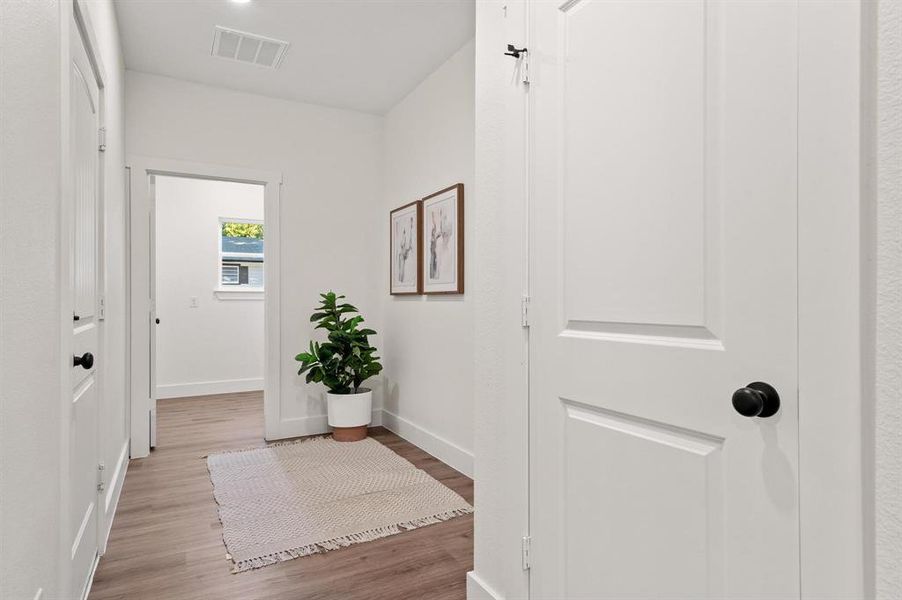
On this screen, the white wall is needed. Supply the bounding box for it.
[154,176,265,398]
[126,71,384,435]
[0,2,65,598]
[876,1,902,596]
[0,1,128,597]
[381,40,475,477]
[468,2,530,598]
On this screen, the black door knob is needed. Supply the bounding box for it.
[155,318,160,324]
[732,381,780,418]
[73,352,94,370]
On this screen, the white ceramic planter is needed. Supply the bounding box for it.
[326,388,373,428]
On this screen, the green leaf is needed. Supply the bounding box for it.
[296,292,380,394]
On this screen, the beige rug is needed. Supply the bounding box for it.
[206,436,473,573]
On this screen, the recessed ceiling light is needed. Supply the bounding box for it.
[231,0,252,4]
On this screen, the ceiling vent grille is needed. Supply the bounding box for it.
[211,26,289,69]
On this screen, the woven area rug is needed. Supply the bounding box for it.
[206,436,473,573]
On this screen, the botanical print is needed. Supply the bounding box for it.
[390,202,420,294]
[426,202,455,284]
[421,184,463,294]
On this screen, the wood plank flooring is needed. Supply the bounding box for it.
[90,392,473,600]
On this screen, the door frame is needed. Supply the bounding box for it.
[127,157,282,458]
[471,1,871,598]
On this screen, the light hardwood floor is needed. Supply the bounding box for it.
[90,392,473,600]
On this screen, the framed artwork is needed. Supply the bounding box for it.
[421,184,464,294]
[390,200,422,295]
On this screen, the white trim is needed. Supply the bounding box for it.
[270,410,384,440]
[466,572,504,600]
[381,409,474,478]
[99,440,128,554]
[78,553,99,600]
[798,3,868,597]
[72,0,106,87]
[214,288,264,300]
[102,440,128,515]
[127,156,282,457]
[156,378,264,399]
[71,502,96,560]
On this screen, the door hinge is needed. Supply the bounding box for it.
[521,536,531,570]
[97,462,106,493]
[98,127,106,152]
[521,295,530,328]
[98,295,106,321]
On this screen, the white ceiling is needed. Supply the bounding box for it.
[114,0,475,114]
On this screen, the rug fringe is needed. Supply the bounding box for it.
[230,506,474,573]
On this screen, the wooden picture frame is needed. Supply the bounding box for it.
[421,184,464,294]
[389,200,422,295]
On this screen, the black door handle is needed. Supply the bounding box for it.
[732,381,780,418]
[155,318,160,324]
[73,352,94,370]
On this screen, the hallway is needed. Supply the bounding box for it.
[90,393,473,600]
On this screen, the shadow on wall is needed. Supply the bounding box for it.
[384,377,401,415]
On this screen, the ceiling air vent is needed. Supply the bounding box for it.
[211,26,289,69]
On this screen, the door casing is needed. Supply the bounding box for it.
[469,1,871,597]
[127,157,282,458]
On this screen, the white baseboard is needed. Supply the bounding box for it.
[156,377,264,399]
[100,439,129,554]
[268,409,383,441]
[467,572,503,600]
[268,408,474,479]
[79,554,100,600]
[381,409,474,478]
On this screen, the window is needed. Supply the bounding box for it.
[221,264,240,285]
[219,219,264,290]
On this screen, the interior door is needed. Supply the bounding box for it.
[149,174,158,448]
[528,1,799,598]
[69,13,102,598]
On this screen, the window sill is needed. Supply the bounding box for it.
[214,288,264,301]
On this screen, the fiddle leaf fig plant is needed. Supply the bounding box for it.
[295,292,383,394]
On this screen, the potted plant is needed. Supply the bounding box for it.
[295,292,383,442]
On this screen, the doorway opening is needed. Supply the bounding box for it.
[128,159,282,459]
[150,175,266,446]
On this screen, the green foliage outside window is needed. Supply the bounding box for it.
[222,222,264,239]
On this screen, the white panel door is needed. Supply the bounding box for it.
[529,1,799,598]
[148,174,158,448]
[69,13,101,598]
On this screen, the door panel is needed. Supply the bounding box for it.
[69,13,101,598]
[562,0,712,329]
[529,1,799,598]
[563,402,724,599]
